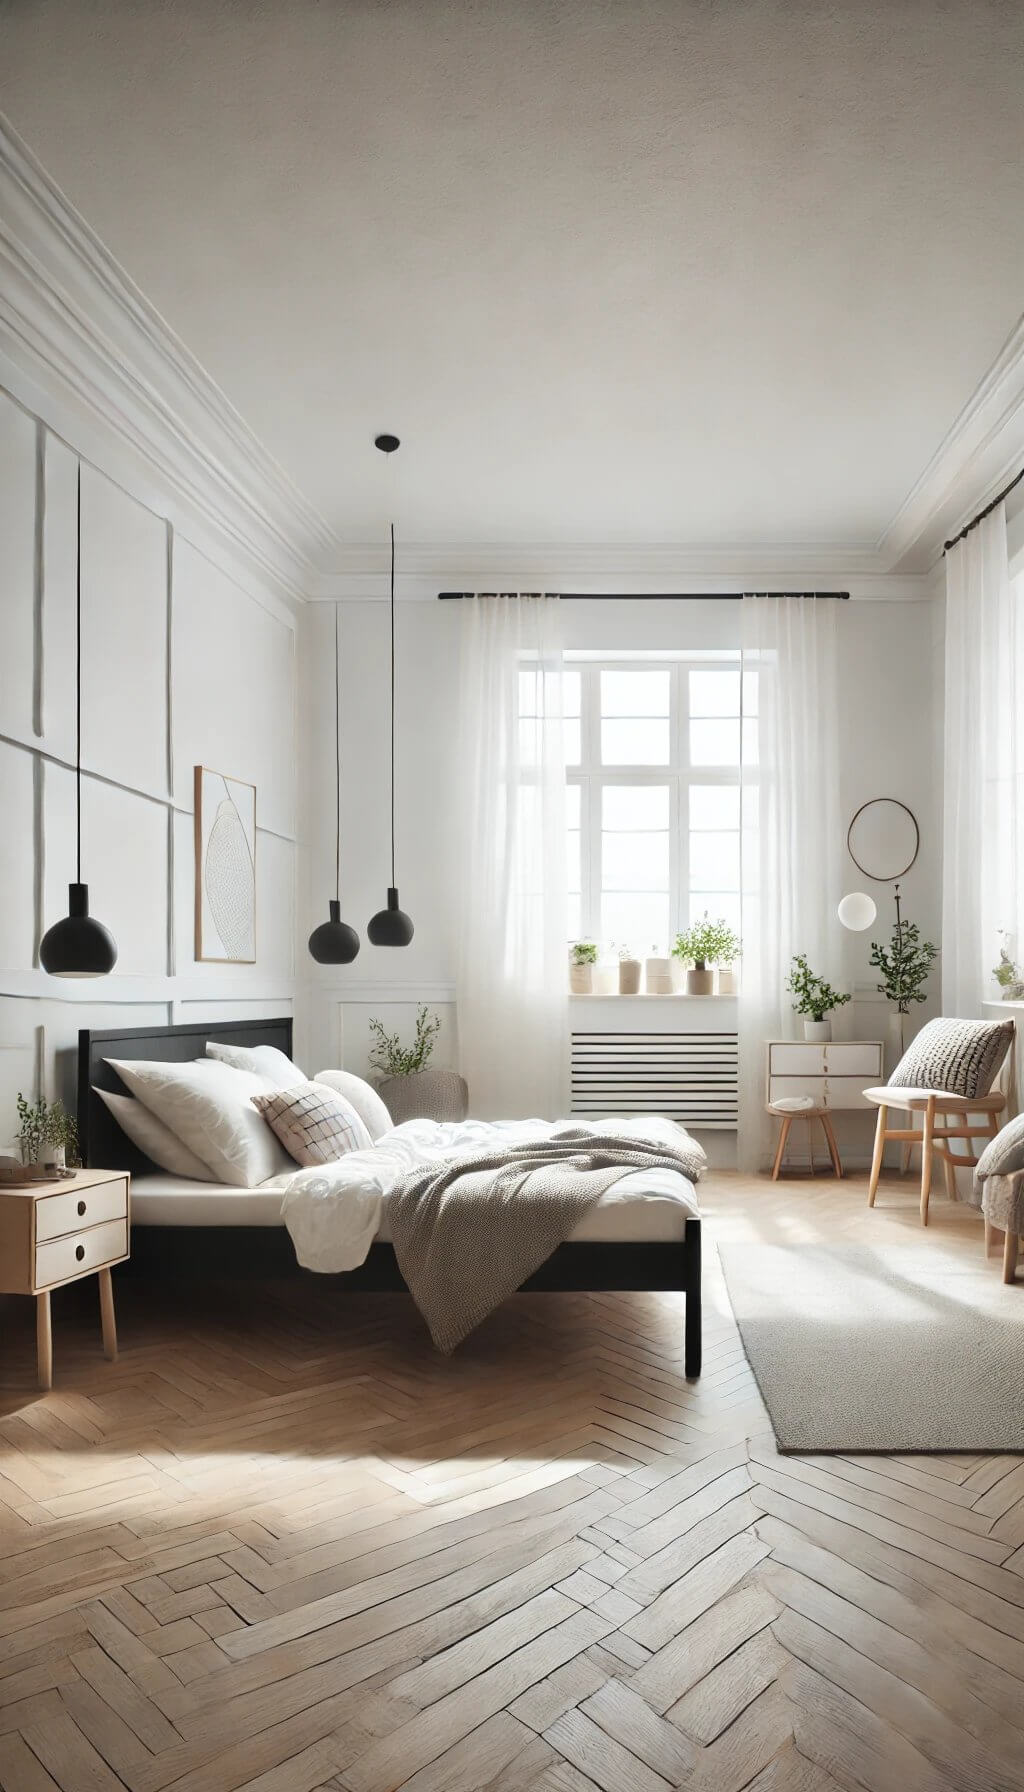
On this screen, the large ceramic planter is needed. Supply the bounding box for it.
[376,1067,469,1125]
[687,967,714,996]
[803,1019,832,1042]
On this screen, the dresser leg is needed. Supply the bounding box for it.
[36,1292,52,1392]
[98,1268,117,1361]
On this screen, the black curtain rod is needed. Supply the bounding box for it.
[944,465,1024,553]
[437,590,850,602]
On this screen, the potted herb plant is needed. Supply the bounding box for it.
[569,940,598,995]
[870,914,939,1062]
[993,933,1024,1001]
[15,1095,79,1171]
[367,1006,468,1125]
[785,954,851,1041]
[673,915,741,996]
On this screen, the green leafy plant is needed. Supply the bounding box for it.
[570,941,598,966]
[869,918,939,1015]
[785,955,851,1022]
[993,934,1024,997]
[368,1006,442,1078]
[14,1095,79,1166]
[672,915,741,971]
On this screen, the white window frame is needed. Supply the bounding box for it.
[567,655,750,950]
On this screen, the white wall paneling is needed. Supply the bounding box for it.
[0,378,299,1137]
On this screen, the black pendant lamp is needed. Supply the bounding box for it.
[39,465,118,978]
[367,434,414,947]
[308,604,360,964]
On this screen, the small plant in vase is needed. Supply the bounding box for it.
[785,955,851,1040]
[366,1006,468,1124]
[569,940,598,995]
[15,1095,79,1171]
[673,915,741,996]
[993,933,1024,1001]
[615,944,642,995]
[870,914,938,1061]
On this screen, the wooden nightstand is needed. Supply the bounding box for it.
[0,1169,130,1389]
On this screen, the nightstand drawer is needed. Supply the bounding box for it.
[36,1178,128,1244]
[35,1218,128,1290]
[769,1044,828,1076]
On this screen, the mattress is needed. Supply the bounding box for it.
[130,1167,698,1243]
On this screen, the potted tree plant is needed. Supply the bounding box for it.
[15,1095,79,1172]
[785,954,851,1041]
[870,914,939,1064]
[569,940,598,995]
[367,1007,468,1125]
[673,915,741,996]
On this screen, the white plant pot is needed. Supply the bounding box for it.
[717,966,737,994]
[592,964,617,996]
[569,963,593,995]
[646,956,674,995]
[618,957,642,995]
[803,1019,832,1042]
[886,1010,910,1073]
[687,966,714,996]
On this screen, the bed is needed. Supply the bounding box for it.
[78,1017,702,1375]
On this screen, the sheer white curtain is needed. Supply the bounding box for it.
[738,596,842,1169]
[943,505,1022,1015]
[456,595,569,1119]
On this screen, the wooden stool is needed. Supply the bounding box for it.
[769,1104,843,1180]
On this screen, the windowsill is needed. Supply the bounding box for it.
[570,992,738,1001]
[982,999,1024,1012]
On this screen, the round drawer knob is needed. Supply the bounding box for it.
[77,1200,86,1217]
[75,1244,85,1262]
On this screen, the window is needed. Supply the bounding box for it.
[560,657,755,954]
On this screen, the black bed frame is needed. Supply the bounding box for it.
[79,1018,702,1377]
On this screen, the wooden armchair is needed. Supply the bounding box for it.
[865,1072,1010,1225]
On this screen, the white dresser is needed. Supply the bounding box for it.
[766,1040,884,1110]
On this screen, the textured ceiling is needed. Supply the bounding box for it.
[2,0,1023,553]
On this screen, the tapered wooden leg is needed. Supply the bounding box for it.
[1003,1231,1019,1285]
[98,1268,117,1362]
[805,1116,816,1175]
[985,1215,998,1257]
[36,1291,52,1392]
[900,1141,912,1176]
[943,1149,957,1204]
[771,1115,792,1181]
[867,1106,887,1206]
[920,1096,936,1225]
[821,1112,842,1179]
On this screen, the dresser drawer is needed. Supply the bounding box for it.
[768,1044,828,1076]
[769,1075,881,1111]
[35,1218,128,1290]
[823,1043,883,1078]
[36,1177,128,1244]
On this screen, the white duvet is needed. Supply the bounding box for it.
[281,1114,701,1274]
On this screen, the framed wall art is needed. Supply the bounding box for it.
[194,767,256,963]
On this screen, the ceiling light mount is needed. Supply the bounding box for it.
[367,437,414,948]
[374,433,400,454]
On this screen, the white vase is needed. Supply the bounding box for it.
[569,963,593,994]
[717,966,736,994]
[646,956,674,994]
[618,957,642,995]
[803,1019,832,1042]
[886,1010,909,1073]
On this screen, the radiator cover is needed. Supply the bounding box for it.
[571,1030,739,1129]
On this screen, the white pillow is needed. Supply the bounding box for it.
[206,1041,307,1090]
[95,1087,215,1181]
[314,1069,393,1142]
[106,1058,293,1188]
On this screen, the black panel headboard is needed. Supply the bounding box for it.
[78,1017,294,1173]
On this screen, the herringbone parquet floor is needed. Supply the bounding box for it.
[0,1169,1022,1792]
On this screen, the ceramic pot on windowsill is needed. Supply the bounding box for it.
[717,966,737,995]
[569,963,593,995]
[687,966,714,996]
[618,956,642,995]
[803,1019,832,1042]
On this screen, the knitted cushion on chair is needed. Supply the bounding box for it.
[889,1017,1014,1100]
[973,1111,1024,1193]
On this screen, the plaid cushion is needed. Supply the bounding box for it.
[889,1017,1014,1100]
[251,1082,372,1167]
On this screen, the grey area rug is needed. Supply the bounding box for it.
[718,1244,1024,1453]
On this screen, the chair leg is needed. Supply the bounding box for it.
[900,1141,912,1177]
[943,1149,957,1205]
[920,1095,936,1225]
[805,1115,816,1175]
[867,1105,887,1206]
[985,1215,999,1257]
[771,1114,792,1180]
[1003,1231,1019,1285]
[821,1112,842,1179]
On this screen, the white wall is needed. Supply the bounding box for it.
[0,382,297,1148]
[299,593,943,1163]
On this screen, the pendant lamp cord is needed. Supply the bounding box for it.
[334,602,341,903]
[390,520,396,887]
[75,461,82,885]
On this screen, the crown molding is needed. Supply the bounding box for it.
[310,542,930,602]
[877,312,1024,572]
[0,115,334,605]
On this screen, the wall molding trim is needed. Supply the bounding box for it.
[0,116,333,606]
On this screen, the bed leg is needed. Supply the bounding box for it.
[684,1218,702,1379]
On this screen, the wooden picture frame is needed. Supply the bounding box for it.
[193,766,256,963]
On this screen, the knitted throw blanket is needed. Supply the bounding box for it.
[387,1126,705,1353]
